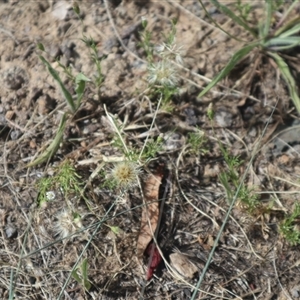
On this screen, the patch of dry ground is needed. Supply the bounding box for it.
[1,1,300,299]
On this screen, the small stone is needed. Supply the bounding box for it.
[163,132,184,152]
[5,110,15,120]
[10,130,21,140]
[214,109,233,127]
[29,140,37,148]
[48,45,62,59]
[36,94,55,115]
[51,1,72,20]
[277,154,290,164]
[291,285,300,298]
[0,114,6,125]
[5,224,17,239]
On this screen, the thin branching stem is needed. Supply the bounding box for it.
[190,99,279,300]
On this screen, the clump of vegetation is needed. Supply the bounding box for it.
[37,160,83,207]
[140,19,183,111]
[199,0,300,114]
[28,4,105,167]
[280,203,300,245]
[219,146,259,213]
[71,258,92,292]
[8,1,300,299]
[99,20,186,189]
[206,106,259,213]
[187,130,207,155]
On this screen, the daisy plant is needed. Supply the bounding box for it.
[140,19,183,111]
[198,0,300,114]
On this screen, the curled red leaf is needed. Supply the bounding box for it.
[145,242,162,280]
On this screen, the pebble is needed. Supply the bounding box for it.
[10,130,21,140]
[214,109,233,127]
[5,224,17,239]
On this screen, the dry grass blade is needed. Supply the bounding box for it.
[136,170,163,260]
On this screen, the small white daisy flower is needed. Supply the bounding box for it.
[53,209,82,240]
[147,60,179,87]
[111,161,140,188]
[46,191,56,201]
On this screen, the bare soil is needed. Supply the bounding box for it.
[1,1,300,299]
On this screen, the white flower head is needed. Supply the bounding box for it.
[147,60,179,87]
[46,191,56,201]
[155,41,184,65]
[155,44,165,53]
[53,209,82,240]
[110,161,140,188]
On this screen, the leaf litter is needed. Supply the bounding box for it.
[137,167,163,280]
[1,1,300,299]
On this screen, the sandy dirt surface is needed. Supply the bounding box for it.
[1,1,300,299]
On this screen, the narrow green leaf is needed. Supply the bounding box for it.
[73,2,80,15]
[198,0,249,42]
[141,18,148,29]
[81,259,91,290]
[75,73,90,109]
[81,258,88,280]
[39,55,76,112]
[37,43,45,51]
[75,80,85,109]
[75,73,91,83]
[71,269,81,283]
[275,15,300,37]
[210,0,256,35]
[83,279,91,291]
[278,22,300,38]
[269,52,300,114]
[262,0,273,38]
[198,43,258,98]
[265,36,300,50]
[265,36,300,46]
[27,114,67,167]
[110,226,120,235]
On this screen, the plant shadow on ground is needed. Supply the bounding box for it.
[1,1,300,299]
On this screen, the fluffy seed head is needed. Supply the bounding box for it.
[53,209,82,240]
[111,161,140,188]
[156,42,184,65]
[147,60,178,87]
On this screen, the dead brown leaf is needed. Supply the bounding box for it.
[198,234,215,251]
[136,169,163,260]
[169,252,198,279]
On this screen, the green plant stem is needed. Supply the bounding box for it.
[200,0,257,38]
[190,101,278,300]
[139,94,162,161]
